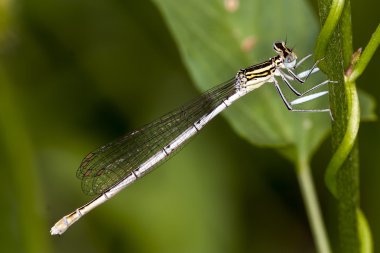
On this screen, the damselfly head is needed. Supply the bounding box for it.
[273,41,297,69]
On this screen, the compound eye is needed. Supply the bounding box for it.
[284,55,296,68]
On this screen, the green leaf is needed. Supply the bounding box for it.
[153,0,330,161]
[153,3,336,251]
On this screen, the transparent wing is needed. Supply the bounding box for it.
[76,79,237,195]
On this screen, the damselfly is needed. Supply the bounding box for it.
[50,41,333,235]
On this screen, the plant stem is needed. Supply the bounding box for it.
[348,24,380,83]
[297,158,331,253]
[324,78,359,198]
[315,0,345,62]
[357,209,373,253]
[315,0,372,251]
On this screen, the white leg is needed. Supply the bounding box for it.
[273,78,332,118]
[296,54,312,68]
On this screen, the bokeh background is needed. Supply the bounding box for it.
[0,0,378,253]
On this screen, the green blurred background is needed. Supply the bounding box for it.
[0,0,378,252]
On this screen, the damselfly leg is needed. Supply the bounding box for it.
[274,56,334,117]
